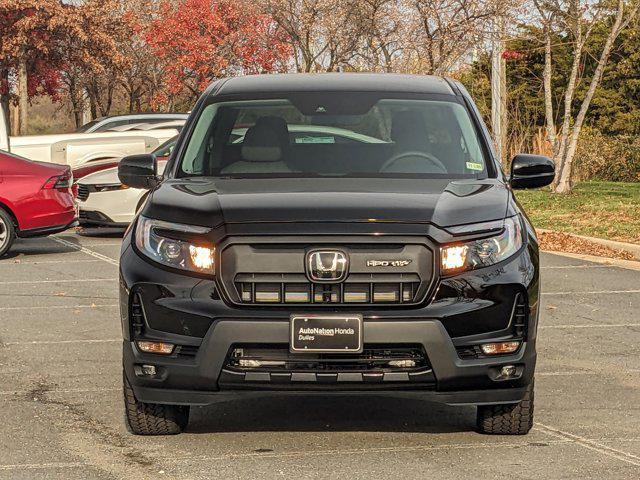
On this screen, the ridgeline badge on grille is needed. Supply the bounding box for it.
[366,259,412,267]
[306,250,349,282]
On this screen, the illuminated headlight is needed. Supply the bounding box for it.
[135,216,214,273]
[440,216,523,273]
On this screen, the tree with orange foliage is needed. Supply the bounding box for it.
[0,1,68,134]
[1,0,131,132]
[144,0,291,108]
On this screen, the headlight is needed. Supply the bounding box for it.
[440,216,523,273]
[135,216,215,273]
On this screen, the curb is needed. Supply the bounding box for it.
[541,250,640,272]
[536,229,640,261]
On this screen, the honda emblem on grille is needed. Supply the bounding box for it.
[306,250,349,282]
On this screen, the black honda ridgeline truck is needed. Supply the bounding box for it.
[118,74,555,435]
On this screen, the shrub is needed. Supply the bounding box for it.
[574,127,640,182]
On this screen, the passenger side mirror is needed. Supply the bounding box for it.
[118,154,158,189]
[510,154,555,189]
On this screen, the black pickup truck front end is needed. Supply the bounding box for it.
[119,217,539,410]
[117,73,555,435]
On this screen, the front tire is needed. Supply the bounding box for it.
[476,380,534,435]
[0,209,16,257]
[123,373,189,435]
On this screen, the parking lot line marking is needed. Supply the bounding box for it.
[0,303,118,311]
[0,387,119,396]
[0,278,116,285]
[537,371,600,376]
[73,242,123,246]
[51,237,119,266]
[0,259,105,265]
[539,323,640,329]
[0,462,85,471]
[542,265,611,269]
[536,422,640,467]
[542,289,640,295]
[168,439,571,464]
[4,339,120,346]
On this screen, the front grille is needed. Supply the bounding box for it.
[226,345,429,372]
[236,280,419,305]
[176,345,199,358]
[456,345,484,359]
[220,240,434,307]
[77,184,90,201]
[219,344,435,389]
[130,293,145,337]
[512,293,527,337]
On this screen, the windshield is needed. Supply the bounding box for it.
[153,136,178,157]
[178,96,488,179]
[75,119,101,133]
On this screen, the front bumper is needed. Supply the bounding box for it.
[124,318,535,406]
[120,226,540,406]
[78,208,129,228]
[77,187,143,226]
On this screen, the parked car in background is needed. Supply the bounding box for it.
[0,109,181,168]
[76,137,175,227]
[75,113,188,133]
[72,158,122,181]
[105,120,185,133]
[0,151,77,257]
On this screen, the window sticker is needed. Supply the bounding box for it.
[466,161,484,171]
[295,136,336,144]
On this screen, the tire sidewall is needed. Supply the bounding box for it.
[0,209,15,257]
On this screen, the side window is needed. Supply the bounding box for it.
[182,105,218,174]
[95,119,130,132]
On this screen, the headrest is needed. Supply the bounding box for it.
[241,116,289,162]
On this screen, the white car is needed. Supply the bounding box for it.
[77,160,167,227]
[106,120,185,132]
[0,109,182,167]
[76,137,175,227]
[76,113,188,133]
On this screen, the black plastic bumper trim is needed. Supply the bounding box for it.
[124,319,536,405]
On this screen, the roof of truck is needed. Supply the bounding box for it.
[212,73,456,96]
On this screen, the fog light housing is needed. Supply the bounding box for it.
[480,341,520,355]
[136,340,174,355]
[141,364,157,376]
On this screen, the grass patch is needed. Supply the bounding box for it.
[516,181,640,245]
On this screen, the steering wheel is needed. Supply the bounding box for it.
[380,151,447,174]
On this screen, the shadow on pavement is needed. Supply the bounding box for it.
[188,395,477,434]
[1,227,125,260]
[77,226,127,238]
[1,237,74,259]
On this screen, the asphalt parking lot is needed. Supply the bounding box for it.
[0,231,639,479]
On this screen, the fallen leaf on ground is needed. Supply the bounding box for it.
[537,231,635,261]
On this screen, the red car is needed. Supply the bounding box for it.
[0,151,77,257]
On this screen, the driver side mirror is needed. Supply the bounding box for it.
[118,154,158,189]
[510,154,555,189]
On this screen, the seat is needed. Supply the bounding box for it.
[221,116,292,174]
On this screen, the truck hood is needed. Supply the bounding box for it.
[145,177,510,229]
